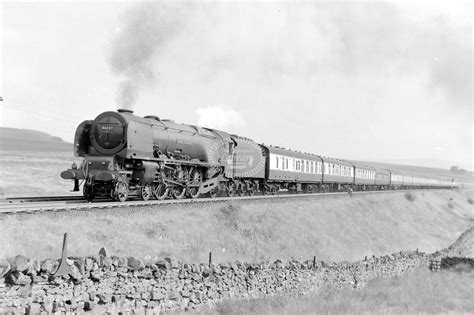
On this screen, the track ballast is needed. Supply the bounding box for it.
[0,189,446,215]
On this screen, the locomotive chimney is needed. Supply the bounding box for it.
[117,109,134,114]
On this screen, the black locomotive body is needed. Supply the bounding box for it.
[61,109,456,201]
[61,109,265,201]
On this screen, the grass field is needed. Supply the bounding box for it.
[0,151,79,198]
[1,190,472,264]
[208,268,474,314]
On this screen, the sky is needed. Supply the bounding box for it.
[0,1,472,170]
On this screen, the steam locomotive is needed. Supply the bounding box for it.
[61,109,456,201]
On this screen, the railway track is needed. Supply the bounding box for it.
[1,195,85,203]
[0,189,446,215]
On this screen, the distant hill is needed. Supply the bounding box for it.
[0,127,72,152]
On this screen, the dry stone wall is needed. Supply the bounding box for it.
[0,251,431,314]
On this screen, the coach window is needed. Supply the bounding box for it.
[275,156,279,169]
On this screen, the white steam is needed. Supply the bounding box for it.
[195,106,246,131]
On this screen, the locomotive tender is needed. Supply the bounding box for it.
[61,109,456,201]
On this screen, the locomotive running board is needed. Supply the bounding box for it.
[149,157,214,168]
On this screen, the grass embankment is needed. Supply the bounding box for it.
[209,268,474,314]
[0,190,472,263]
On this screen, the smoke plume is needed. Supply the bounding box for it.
[108,3,189,109]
